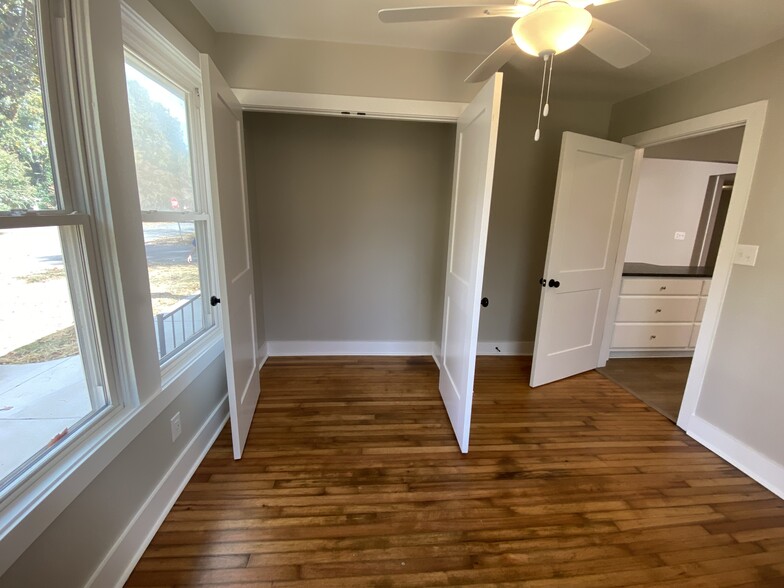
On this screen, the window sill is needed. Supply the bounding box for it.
[0,336,225,576]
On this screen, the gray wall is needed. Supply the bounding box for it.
[0,353,228,588]
[214,33,482,103]
[478,84,613,345]
[148,0,216,54]
[644,126,744,163]
[150,0,482,105]
[609,37,784,466]
[245,113,454,344]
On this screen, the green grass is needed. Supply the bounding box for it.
[148,262,201,315]
[147,231,195,246]
[1,258,201,364]
[18,266,66,284]
[0,326,78,365]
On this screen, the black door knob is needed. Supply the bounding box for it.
[210,295,221,307]
[548,279,560,288]
[481,297,489,308]
[538,278,546,287]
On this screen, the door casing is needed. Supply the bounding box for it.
[600,101,768,432]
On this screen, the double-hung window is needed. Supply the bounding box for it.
[0,0,118,496]
[122,11,218,371]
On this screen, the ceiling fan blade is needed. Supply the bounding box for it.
[579,18,650,68]
[465,36,518,83]
[379,5,530,23]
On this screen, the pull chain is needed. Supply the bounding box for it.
[534,53,549,142]
[534,53,554,141]
[543,53,554,118]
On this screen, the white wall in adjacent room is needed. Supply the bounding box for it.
[625,158,737,266]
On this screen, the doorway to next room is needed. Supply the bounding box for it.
[598,126,744,422]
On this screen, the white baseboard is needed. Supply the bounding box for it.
[267,340,435,356]
[431,342,442,371]
[477,341,533,356]
[264,340,532,358]
[87,396,230,588]
[257,341,269,366]
[609,349,695,359]
[687,415,784,500]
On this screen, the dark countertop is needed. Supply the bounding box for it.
[623,262,714,278]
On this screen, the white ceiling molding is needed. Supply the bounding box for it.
[233,89,467,122]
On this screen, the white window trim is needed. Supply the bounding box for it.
[0,0,227,575]
[0,337,224,576]
[122,2,223,381]
[0,0,125,498]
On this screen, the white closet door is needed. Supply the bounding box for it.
[201,55,260,459]
[531,132,637,387]
[439,73,503,453]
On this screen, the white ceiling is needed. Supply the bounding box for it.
[191,0,784,101]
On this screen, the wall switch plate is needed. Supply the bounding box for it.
[734,244,759,266]
[674,231,686,241]
[170,412,182,442]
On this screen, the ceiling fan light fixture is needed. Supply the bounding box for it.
[512,2,593,57]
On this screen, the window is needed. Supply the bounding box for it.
[123,51,217,366]
[0,0,116,495]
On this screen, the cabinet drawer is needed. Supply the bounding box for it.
[690,323,702,348]
[616,296,699,323]
[612,324,693,349]
[620,277,704,296]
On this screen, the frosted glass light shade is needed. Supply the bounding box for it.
[512,2,592,57]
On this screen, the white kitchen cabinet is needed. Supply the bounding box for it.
[610,276,711,355]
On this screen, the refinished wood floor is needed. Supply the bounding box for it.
[597,357,692,423]
[127,356,784,587]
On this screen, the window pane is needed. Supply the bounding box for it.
[0,226,108,489]
[125,60,195,212]
[0,0,57,211]
[143,221,214,361]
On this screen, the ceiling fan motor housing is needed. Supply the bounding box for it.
[512,1,593,57]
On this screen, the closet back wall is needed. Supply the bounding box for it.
[244,113,454,350]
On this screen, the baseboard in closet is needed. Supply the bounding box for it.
[267,341,435,357]
[266,341,534,357]
[477,341,534,356]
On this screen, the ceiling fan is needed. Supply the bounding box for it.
[379,0,650,139]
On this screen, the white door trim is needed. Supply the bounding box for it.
[233,89,468,123]
[598,148,644,367]
[614,101,768,432]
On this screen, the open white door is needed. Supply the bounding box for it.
[201,55,260,458]
[439,73,503,453]
[530,132,637,387]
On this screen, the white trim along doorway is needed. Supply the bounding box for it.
[609,101,767,432]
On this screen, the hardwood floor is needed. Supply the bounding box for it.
[127,356,784,587]
[597,357,692,422]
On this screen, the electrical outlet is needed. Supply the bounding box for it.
[170,412,182,442]
[734,244,759,266]
[674,231,686,241]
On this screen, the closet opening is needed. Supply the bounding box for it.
[242,110,457,363]
[598,125,744,422]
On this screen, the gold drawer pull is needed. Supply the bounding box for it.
[650,335,657,340]
[655,309,662,313]
[659,286,667,291]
